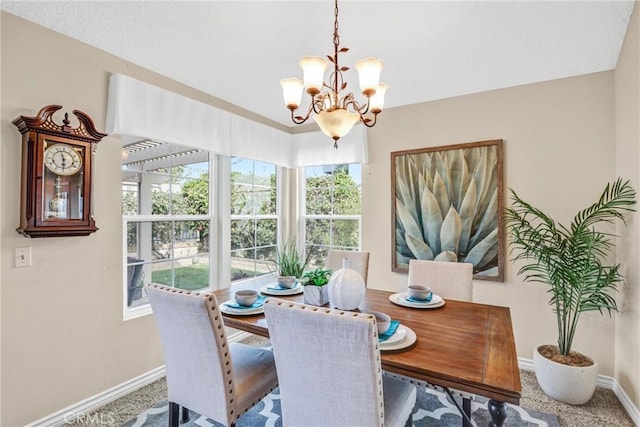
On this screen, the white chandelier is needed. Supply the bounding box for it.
[280,0,387,148]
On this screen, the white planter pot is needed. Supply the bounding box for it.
[533,345,598,405]
[303,285,329,306]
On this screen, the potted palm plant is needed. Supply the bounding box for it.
[273,240,309,288]
[505,178,635,405]
[301,268,332,306]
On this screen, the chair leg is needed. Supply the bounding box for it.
[168,402,180,427]
[443,387,473,427]
[462,397,472,427]
[181,406,190,423]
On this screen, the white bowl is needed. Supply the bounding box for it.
[408,284,432,301]
[234,289,258,306]
[364,311,391,335]
[277,276,297,289]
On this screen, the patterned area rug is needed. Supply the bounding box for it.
[124,385,559,427]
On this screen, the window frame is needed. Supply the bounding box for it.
[229,157,280,284]
[122,143,215,320]
[299,164,363,270]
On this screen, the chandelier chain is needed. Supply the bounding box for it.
[333,0,340,48]
[332,0,341,98]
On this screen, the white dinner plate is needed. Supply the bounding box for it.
[219,301,265,316]
[380,325,417,351]
[379,324,407,346]
[259,283,303,296]
[388,292,445,309]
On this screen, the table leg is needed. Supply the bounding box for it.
[488,400,507,427]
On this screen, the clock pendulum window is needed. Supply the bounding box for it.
[43,142,84,220]
[12,105,108,238]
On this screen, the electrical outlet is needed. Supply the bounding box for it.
[15,247,32,268]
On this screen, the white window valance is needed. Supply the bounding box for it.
[106,73,368,167]
[106,73,231,153]
[230,115,295,167]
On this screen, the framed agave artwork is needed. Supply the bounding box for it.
[391,139,504,281]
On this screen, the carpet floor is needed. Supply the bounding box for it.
[122,385,558,427]
[65,336,634,427]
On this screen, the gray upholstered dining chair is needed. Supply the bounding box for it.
[264,298,417,427]
[146,284,278,427]
[407,259,473,301]
[325,249,370,285]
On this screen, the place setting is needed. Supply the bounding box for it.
[219,290,268,315]
[259,276,304,296]
[365,310,417,351]
[389,284,445,309]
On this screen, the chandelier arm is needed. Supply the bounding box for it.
[343,93,370,115]
[290,102,315,124]
[311,94,327,114]
[360,112,379,128]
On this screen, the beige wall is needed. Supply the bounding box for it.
[363,72,619,372]
[0,12,287,426]
[0,13,156,426]
[1,6,639,426]
[615,3,640,408]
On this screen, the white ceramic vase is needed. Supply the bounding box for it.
[328,258,366,310]
[533,345,598,405]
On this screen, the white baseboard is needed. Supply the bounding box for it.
[613,380,640,426]
[518,356,535,372]
[26,332,250,427]
[518,357,639,425]
[228,330,255,343]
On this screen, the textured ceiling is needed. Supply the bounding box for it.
[1,1,635,129]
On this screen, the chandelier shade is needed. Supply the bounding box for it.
[370,82,388,114]
[280,0,387,148]
[313,109,360,141]
[280,78,304,109]
[300,56,327,94]
[355,57,384,96]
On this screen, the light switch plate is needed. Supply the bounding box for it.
[15,247,32,268]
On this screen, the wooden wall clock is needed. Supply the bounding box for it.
[12,105,108,237]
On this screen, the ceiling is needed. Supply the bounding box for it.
[1,1,635,129]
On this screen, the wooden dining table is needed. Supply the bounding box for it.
[214,283,521,427]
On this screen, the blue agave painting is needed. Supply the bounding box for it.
[392,140,504,281]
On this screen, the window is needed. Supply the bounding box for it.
[122,140,212,316]
[230,158,278,281]
[303,164,362,269]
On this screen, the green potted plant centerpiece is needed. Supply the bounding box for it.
[273,240,309,288]
[505,178,636,405]
[301,268,332,306]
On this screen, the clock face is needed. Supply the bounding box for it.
[44,143,83,176]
